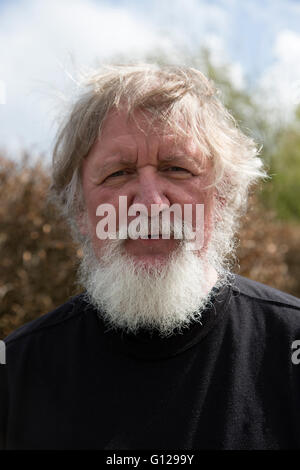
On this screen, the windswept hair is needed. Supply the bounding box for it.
[50,63,267,241]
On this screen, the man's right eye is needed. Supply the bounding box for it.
[103,169,134,182]
[108,170,127,178]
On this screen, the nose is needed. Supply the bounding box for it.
[131,167,170,215]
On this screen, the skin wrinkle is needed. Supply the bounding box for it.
[50,65,266,336]
[89,156,205,186]
[74,108,230,338]
[87,137,207,185]
[81,109,216,265]
[52,65,266,229]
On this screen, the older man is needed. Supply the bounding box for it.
[1,65,300,450]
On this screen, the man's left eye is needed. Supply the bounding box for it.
[164,166,190,172]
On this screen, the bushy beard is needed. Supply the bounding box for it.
[77,211,235,338]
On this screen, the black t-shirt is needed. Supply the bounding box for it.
[1,274,300,450]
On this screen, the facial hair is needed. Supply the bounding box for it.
[77,215,233,338]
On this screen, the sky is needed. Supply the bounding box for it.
[1,0,300,162]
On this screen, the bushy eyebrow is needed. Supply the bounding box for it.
[99,154,204,171]
[99,157,137,174]
[92,147,207,182]
[158,154,204,169]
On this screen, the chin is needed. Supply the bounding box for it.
[80,236,218,337]
[127,252,176,271]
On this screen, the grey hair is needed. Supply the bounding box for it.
[50,63,267,239]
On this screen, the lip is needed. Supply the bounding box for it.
[138,235,177,242]
[139,238,167,242]
[133,237,171,243]
[142,234,169,239]
[124,236,178,254]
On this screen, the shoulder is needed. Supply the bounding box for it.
[232,274,300,310]
[4,293,88,347]
[229,274,300,332]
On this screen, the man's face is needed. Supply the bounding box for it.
[81,108,216,266]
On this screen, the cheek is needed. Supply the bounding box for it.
[188,189,215,247]
[85,190,124,244]
[84,187,117,220]
[183,181,215,216]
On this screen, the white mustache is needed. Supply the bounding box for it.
[117,215,195,240]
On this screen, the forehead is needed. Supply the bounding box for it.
[97,108,200,155]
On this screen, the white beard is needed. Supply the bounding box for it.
[78,220,233,337]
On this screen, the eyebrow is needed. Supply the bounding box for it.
[100,154,203,168]
[99,157,137,174]
[158,154,203,168]
[95,150,206,178]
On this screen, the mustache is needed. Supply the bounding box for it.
[116,214,197,241]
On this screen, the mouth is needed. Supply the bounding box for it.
[144,233,169,240]
[147,233,161,238]
[123,235,179,260]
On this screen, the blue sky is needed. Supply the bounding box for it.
[106,0,300,78]
[1,0,300,160]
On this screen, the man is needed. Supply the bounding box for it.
[1,64,300,450]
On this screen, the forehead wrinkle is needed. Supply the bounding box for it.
[137,131,159,167]
[158,132,205,160]
[102,135,137,154]
[90,134,138,168]
[100,156,138,172]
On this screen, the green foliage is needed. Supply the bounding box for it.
[1,48,300,337]
[198,51,300,222]
[262,109,300,221]
[167,47,300,222]
[1,155,300,338]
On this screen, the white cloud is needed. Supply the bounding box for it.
[258,30,300,122]
[0,0,176,161]
[141,0,231,45]
[0,0,246,161]
[198,34,245,89]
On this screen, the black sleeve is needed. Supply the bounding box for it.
[0,364,8,450]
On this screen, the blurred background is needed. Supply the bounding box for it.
[1,0,300,337]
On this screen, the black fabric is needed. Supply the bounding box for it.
[1,274,300,450]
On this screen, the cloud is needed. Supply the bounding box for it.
[0,0,176,160]
[258,29,300,121]
[0,0,251,161]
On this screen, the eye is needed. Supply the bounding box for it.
[106,169,134,179]
[166,166,190,172]
[162,166,192,177]
[109,170,128,178]
[100,168,135,185]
